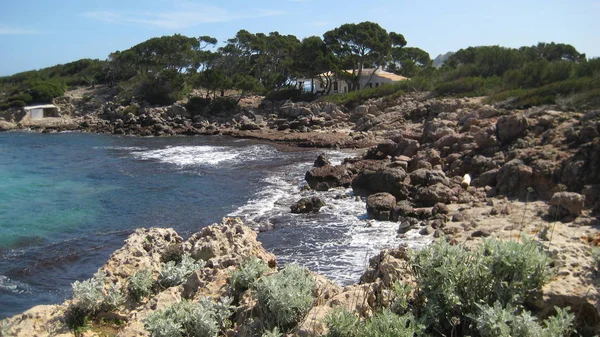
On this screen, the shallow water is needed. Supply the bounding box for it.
[0,132,429,319]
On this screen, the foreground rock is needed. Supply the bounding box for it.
[366,192,396,220]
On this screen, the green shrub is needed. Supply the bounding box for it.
[135,70,185,106]
[474,302,575,337]
[144,297,233,337]
[161,243,184,264]
[325,308,423,337]
[410,238,551,333]
[185,96,211,115]
[435,76,485,96]
[123,104,138,116]
[67,271,124,332]
[0,103,10,111]
[128,269,154,301]
[361,309,423,337]
[208,97,237,114]
[325,308,359,337]
[230,256,270,293]
[71,272,108,314]
[27,79,66,103]
[158,253,204,288]
[255,263,315,331]
[9,100,26,108]
[7,93,32,104]
[261,327,283,337]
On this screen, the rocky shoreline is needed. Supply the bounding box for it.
[1,90,600,335]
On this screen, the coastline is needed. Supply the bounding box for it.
[1,91,600,335]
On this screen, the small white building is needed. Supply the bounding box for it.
[298,68,409,95]
[23,104,60,120]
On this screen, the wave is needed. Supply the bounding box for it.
[229,151,431,285]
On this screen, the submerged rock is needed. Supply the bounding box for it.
[290,196,326,214]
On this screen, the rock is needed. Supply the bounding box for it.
[432,203,449,215]
[366,193,397,221]
[393,138,420,158]
[352,168,410,199]
[479,169,499,187]
[496,114,528,143]
[305,165,352,191]
[419,226,434,235]
[398,218,418,234]
[471,228,492,237]
[496,159,533,199]
[291,196,326,214]
[549,192,585,219]
[561,138,600,193]
[313,153,331,167]
[414,183,454,206]
[409,169,448,187]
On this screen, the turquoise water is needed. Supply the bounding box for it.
[0,131,430,319]
[0,132,315,318]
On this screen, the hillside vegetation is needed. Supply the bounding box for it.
[1,22,598,113]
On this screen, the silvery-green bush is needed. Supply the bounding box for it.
[325,308,423,337]
[474,302,574,337]
[230,256,270,293]
[128,269,154,301]
[144,297,233,337]
[71,271,106,313]
[255,263,315,331]
[158,253,204,288]
[411,238,552,334]
[261,327,283,337]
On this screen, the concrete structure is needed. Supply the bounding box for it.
[23,105,60,120]
[298,68,408,95]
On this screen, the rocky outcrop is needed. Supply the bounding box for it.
[305,165,353,191]
[496,114,528,144]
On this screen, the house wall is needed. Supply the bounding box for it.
[30,108,44,120]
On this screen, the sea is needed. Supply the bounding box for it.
[0,132,429,319]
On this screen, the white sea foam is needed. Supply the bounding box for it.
[0,274,31,294]
[131,144,279,168]
[229,152,431,285]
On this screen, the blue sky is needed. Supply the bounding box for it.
[0,0,599,76]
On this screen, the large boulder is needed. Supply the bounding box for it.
[496,159,533,199]
[409,169,449,187]
[313,153,331,167]
[561,138,600,193]
[352,168,410,199]
[305,165,352,191]
[291,196,326,214]
[414,183,455,206]
[366,193,397,221]
[549,192,585,219]
[496,115,528,143]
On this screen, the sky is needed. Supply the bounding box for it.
[0,0,599,76]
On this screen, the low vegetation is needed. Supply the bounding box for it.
[324,238,576,337]
[229,256,271,293]
[144,297,233,337]
[255,263,315,331]
[127,269,154,301]
[158,253,204,288]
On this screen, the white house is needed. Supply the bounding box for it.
[23,104,60,120]
[298,68,408,95]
